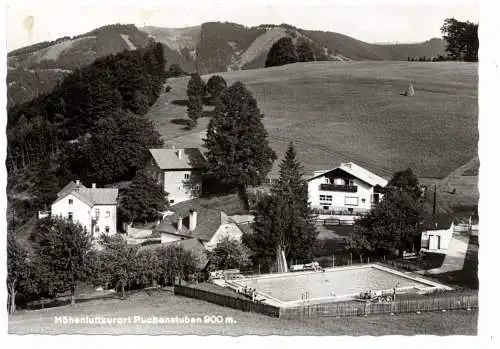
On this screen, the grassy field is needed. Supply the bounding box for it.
[151,61,478,180]
[9,289,477,335]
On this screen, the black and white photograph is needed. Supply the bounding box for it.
[2,0,494,344]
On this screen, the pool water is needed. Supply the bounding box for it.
[239,266,431,302]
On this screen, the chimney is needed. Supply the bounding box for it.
[176,149,183,160]
[92,183,96,189]
[189,210,197,231]
[177,216,183,232]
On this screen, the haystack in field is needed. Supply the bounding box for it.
[404,82,415,96]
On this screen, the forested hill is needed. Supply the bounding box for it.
[7,24,154,107]
[7,43,167,230]
[8,22,446,107]
[143,22,446,74]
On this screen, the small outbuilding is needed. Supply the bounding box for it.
[420,214,455,253]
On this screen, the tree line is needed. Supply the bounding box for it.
[265,36,327,68]
[7,216,253,313]
[7,42,167,227]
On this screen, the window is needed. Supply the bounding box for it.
[170,199,175,204]
[95,208,100,217]
[347,179,355,186]
[361,198,366,203]
[68,212,73,221]
[319,195,333,202]
[184,173,190,180]
[105,226,110,233]
[68,199,73,205]
[95,226,100,233]
[323,206,330,210]
[344,197,359,206]
[105,211,111,218]
[371,193,380,204]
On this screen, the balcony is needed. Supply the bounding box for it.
[311,206,371,217]
[319,183,358,192]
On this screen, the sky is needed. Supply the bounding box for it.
[6,0,479,52]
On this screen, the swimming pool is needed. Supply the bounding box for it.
[236,264,451,305]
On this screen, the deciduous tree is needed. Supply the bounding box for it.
[7,232,30,313]
[441,18,479,62]
[208,237,252,271]
[97,234,138,298]
[265,37,297,67]
[348,169,430,258]
[31,217,93,305]
[119,171,169,224]
[205,75,227,105]
[295,38,315,62]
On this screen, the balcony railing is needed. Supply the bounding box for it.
[319,183,358,192]
[311,206,371,216]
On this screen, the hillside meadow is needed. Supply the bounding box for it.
[149,61,478,180]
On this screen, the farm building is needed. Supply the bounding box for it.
[420,214,455,252]
[51,180,118,237]
[153,202,253,250]
[307,162,388,218]
[146,147,206,205]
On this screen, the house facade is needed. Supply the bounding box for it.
[51,180,119,237]
[307,162,388,216]
[146,148,206,205]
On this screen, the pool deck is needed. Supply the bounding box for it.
[233,264,453,307]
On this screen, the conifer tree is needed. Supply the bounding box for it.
[270,142,318,261]
[244,143,317,271]
[204,81,277,209]
[187,73,205,127]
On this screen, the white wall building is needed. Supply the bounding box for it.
[51,180,119,237]
[421,215,455,253]
[307,162,388,216]
[147,148,206,205]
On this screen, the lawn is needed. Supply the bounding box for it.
[152,61,478,179]
[9,289,477,335]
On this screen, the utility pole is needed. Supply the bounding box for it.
[433,184,437,218]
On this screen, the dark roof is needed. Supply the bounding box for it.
[149,148,206,170]
[154,206,221,241]
[53,181,119,206]
[153,195,248,241]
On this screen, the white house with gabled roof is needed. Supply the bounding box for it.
[51,180,119,237]
[307,162,388,216]
[146,147,207,205]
